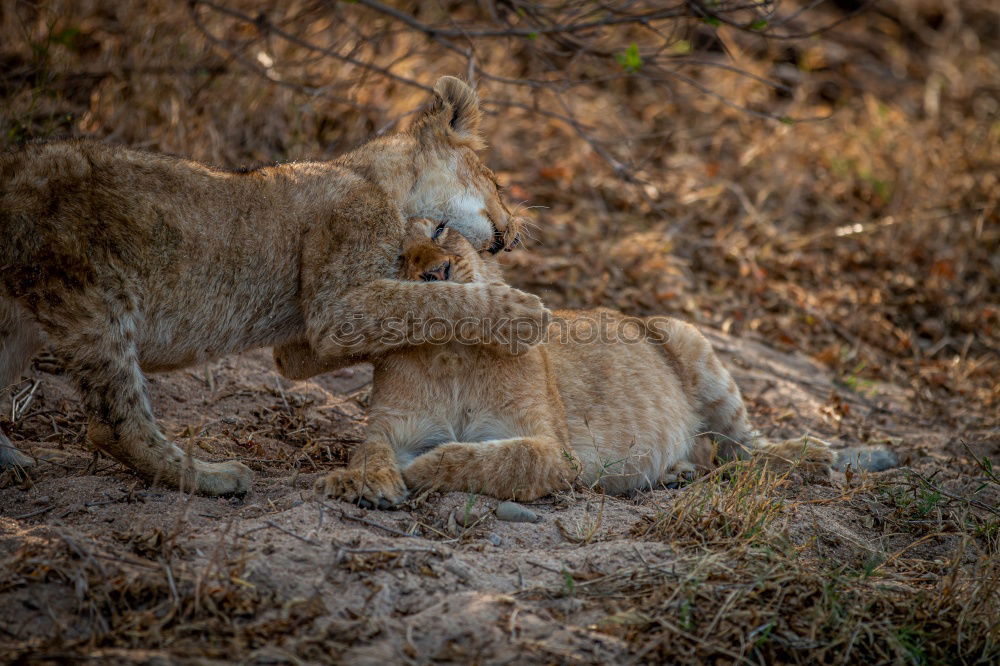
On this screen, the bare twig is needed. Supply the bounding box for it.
[960,440,1000,487]
[902,468,1000,517]
[356,0,694,39]
[258,519,321,546]
[160,557,181,608]
[12,504,54,520]
[10,379,40,421]
[190,0,430,94]
[320,501,417,538]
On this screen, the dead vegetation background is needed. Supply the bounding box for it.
[0,0,997,663]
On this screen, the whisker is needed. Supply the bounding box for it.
[517,225,540,243]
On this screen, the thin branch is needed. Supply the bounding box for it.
[331,504,419,538]
[903,468,1000,517]
[688,0,876,40]
[184,0,860,182]
[351,0,471,55]
[357,3,697,38]
[187,3,385,111]
[191,0,432,93]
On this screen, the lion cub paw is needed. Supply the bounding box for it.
[318,466,408,509]
[662,460,698,488]
[192,460,253,497]
[482,285,552,355]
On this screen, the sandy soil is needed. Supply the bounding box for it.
[1,332,995,663]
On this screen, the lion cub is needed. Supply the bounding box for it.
[1,77,547,496]
[321,221,834,506]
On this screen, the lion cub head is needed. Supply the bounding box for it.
[398,218,504,285]
[357,77,524,254]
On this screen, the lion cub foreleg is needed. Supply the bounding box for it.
[402,437,580,502]
[318,437,407,508]
[305,279,549,364]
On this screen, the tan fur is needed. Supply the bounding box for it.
[0,77,550,496]
[320,221,833,505]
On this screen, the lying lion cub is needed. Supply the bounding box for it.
[320,220,835,506]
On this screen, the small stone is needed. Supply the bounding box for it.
[485,532,502,546]
[495,501,539,523]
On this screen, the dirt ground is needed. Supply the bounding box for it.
[1,327,995,663]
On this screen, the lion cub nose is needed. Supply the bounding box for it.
[421,261,451,282]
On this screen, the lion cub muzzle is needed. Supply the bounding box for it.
[421,260,451,282]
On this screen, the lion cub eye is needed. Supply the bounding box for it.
[431,221,447,240]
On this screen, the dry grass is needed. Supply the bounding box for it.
[1,0,998,662]
[640,462,791,549]
[623,462,999,663]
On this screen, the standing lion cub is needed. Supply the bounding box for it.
[319,220,835,507]
[0,77,549,496]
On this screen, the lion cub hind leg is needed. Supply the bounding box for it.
[318,438,407,508]
[651,317,834,477]
[402,437,580,502]
[56,311,252,496]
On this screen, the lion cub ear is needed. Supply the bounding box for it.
[415,76,484,149]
